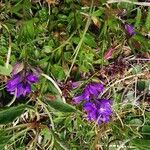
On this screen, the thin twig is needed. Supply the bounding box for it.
[101,73,144,96]
[37,98,55,130]
[107,0,150,6]
[129,58,150,61]
[115,111,124,127]
[6,35,12,68]
[6,89,17,107]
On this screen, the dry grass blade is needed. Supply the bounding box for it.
[107,0,150,6]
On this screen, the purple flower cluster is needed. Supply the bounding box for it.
[6,63,39,98]
[74,82,104,103]
[73,82,112,125]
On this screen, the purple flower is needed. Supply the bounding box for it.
[73,82,104,104]
[83,102,97,121]
[73,82,112,125]
[6,64,39,98]
[73,95,84,104]
[26,73,39,83]
[6,75,21,91]
[124,24,135,36]
[15,83,31,97]
[68,80,79,89]
[84,82,104,99]
[83,99,112,125]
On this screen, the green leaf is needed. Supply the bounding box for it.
[10,1,22,15]
[135,8,141,28]
[131,64,142,74]
[0,129,12,149]
[0,128,26,149]
[51,64,66,81]
[129,118,143,125]
[137,80,146,91]
[141,125,150,139]
[84,33,97,48]
[0,65,12,76]
[15,146,26,150]
[0,144,6,150]
[131,139,150,150]
[55,139,69,150]
[51,130,69,150]
[133,35,150,52]
[92,8,104,17]
[18,20,36,43]
[0,104,28,124]
[126,91,134,101]
[145,8,150,31]
[40,128,52,141]
[142,125,150,134]
[72,36,80,45]
[43,45,53,53]
[46,96,76,113]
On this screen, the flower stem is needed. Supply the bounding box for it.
[6,35,12,69]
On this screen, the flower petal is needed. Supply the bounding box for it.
[26,73,39,83]
[22,83,31,96]
[6,75,21,92]
[124,24,135,36]
[73,95,84,104]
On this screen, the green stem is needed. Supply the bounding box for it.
[37,98,55,130]
[6,89,17,107]
[5,35,11,69]
[65,1,94,82]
